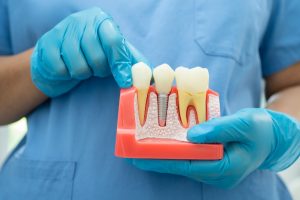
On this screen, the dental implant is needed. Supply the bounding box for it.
[153,64,175,127]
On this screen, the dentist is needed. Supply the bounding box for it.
[0,1,300,200]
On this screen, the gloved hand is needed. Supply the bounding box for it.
[131,108,300,188]
[31,7,147,97]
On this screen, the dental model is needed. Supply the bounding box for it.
[175,67,209,127]
[115,63,222,160]
[131,62,152,125]
[153,64,174,127]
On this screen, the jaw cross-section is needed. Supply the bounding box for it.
[114,86,223,160]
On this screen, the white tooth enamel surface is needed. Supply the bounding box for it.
[194,67,209,92]
[175,66,209,93]
[153,64,174,94]
[132,62,152,89]
[174,67,189,91]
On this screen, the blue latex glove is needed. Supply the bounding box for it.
[131,108,300,188]
[31,7,147,97]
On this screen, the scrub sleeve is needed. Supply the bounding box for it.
[261,0,300,76]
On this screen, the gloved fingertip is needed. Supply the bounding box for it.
[187,125,214,143]
[112,62,133,88]
[129,159,147,170]
[124,158,134,164]
[187,131,206,143]
[186,131,197,142]
[124,158,146,170]
[116,76,132,88]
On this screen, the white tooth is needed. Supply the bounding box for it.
[175,67,208,93]
[132,62,152,125]
[175,66,209,127]
[153,64,174,126]
[153,64,174,94]
[132,62,152,90]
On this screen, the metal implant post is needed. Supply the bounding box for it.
[158,93,168,126]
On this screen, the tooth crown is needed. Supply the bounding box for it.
[175,67,209,93]
[153,64,174,94]
[132,62,152,89]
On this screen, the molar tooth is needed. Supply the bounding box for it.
[175,66,209,127]
[132,62,152,125]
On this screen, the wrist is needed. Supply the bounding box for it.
[260,109,300,171]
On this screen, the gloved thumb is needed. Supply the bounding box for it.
[187,115,245,144]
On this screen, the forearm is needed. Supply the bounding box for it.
[0,49,47,125]
[267,85,300,121]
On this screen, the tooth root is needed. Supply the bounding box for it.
[131,62,152,126]
[137,89,148,125]
[177,90,192,127]
[192,92,207,123]
[177,91,207,126]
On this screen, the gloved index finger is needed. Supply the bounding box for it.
[98,19,133,88]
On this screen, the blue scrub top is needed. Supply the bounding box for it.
[1,0,300,199]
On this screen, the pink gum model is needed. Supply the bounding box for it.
[115,86,224,160]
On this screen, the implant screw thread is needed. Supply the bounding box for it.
[158,93,168,127]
